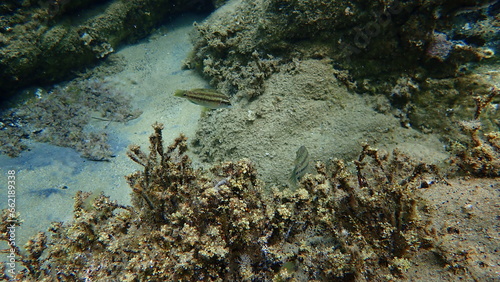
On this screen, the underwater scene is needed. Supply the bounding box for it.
[0,0,499,281]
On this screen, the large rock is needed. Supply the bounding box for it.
[0,0,215,101]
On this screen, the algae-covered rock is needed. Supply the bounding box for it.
[187,0,499,138]
[0,0,216,101]
[190,0,498,87]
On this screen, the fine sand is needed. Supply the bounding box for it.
[0,14,207,247]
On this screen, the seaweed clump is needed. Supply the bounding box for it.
[0,78,141,160]
[1,123,440,280]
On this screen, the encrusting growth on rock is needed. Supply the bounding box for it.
[1,123,444,281]
[451,87,500,176]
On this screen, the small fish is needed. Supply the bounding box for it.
[289,145,312,186]
[174,88,232,109]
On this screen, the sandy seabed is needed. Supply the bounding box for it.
[0,14,207,248]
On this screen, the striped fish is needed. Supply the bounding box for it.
[289,145,312,186]
[174,88,232,109]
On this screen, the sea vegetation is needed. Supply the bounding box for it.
[0,78,141,160]
[1,123,445,281]
[450,87,500,177]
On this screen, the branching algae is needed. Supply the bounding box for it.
[1,123,446,281]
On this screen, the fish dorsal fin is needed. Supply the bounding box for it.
[191,88,221,95]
